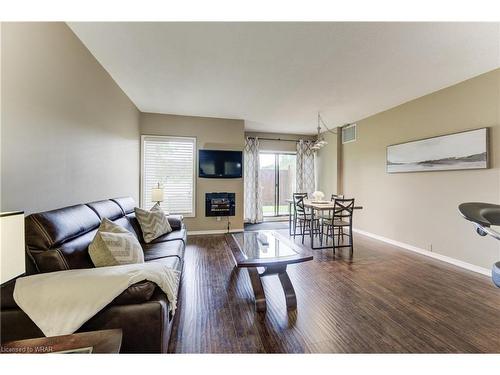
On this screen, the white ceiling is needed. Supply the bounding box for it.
[68,22,500,134]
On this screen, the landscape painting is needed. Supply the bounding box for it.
[387,128,488,173]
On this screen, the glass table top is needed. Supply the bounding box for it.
[232,231,299,260]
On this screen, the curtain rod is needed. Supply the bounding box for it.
[246,136,311,143]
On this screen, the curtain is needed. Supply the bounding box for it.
[296,140,315,196]
[244,137,263,223]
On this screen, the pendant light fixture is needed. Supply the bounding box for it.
[311,112,329,151]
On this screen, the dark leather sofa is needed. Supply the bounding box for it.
[0,197,186,353]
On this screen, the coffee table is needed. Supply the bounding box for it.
[226,231,313,312]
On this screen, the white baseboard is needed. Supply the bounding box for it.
[353,228,491,277]
[188,228,244,236]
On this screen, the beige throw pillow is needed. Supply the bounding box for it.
[89,218,144,267]
[135,205,172,243]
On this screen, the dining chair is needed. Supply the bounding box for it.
[317,194,343,241]
[292,193,320,243]
[329,194,345,237]
[322,198,355,253]
[320,194,344,218]
[292,193,307,237]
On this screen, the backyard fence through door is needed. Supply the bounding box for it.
[259,152,296,217]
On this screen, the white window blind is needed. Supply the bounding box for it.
[141,136,196,216]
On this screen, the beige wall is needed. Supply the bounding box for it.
[141,113,245,232]
[337,69,500,269]
[1,23,140,214]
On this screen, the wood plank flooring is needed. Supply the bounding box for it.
[168,230,500,353]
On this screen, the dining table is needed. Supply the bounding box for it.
[286,198,363,250]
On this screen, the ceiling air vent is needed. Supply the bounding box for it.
[342,124,357,144]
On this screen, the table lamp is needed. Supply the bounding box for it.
[1,211,26,285]
[151,182,164,207]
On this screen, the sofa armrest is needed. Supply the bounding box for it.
[81,289,171,353]
[1,278,156,310]
[1,279,17,309]
[167,215,183,231]
[110,281,156,306]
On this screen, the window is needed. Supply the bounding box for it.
[141,135,196,216]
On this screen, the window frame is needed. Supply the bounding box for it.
[140,134,197,217]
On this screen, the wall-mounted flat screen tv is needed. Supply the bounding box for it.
[199,150,243,178]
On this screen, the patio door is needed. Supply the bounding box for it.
[259,153,296,217]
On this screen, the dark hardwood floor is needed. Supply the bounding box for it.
[168,230,500,353]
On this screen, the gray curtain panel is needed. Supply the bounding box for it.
[244,137,263,223]
[296,140,315,196]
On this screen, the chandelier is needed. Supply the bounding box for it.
[311,112,329,151]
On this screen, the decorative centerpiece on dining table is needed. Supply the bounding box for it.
[311,191,327,203]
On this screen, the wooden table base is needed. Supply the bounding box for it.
[247,265,297,312]
[226,233,312,314]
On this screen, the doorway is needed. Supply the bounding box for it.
[259,153,297,217]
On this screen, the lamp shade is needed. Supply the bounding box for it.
[0,211,25,284]
[151,187,164,203]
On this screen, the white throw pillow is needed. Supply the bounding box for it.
[89,218,144,267]
[135,205,172,243]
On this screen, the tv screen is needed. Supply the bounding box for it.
[199,150,243,178]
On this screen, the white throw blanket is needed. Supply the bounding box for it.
[13,262,180,337]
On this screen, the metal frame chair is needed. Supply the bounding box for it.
[292,193,320,243]
[292,193,307,237]
[322,198,355,253]
[318,194,344,239]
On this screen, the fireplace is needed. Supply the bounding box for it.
[205,192,235,217]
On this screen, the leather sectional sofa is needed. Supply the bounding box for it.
[0,197,186,353]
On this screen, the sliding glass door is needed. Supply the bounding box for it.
[259,153,296,217]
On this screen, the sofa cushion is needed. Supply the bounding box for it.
[127,213,187,243]
[89,219,144,267]
[126,215,145,241]
[25,204,100,251]
[86,200,124,221]
[166,215,184,231]
[110,281,156,306]
[29,248,69,273]
[112,197,136,215]
[143,240,185,262]
[29,228,98,272]
[148,228,187,245]
[112,216,139,239]
[148,256,183,273]
[134,206,172,243]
